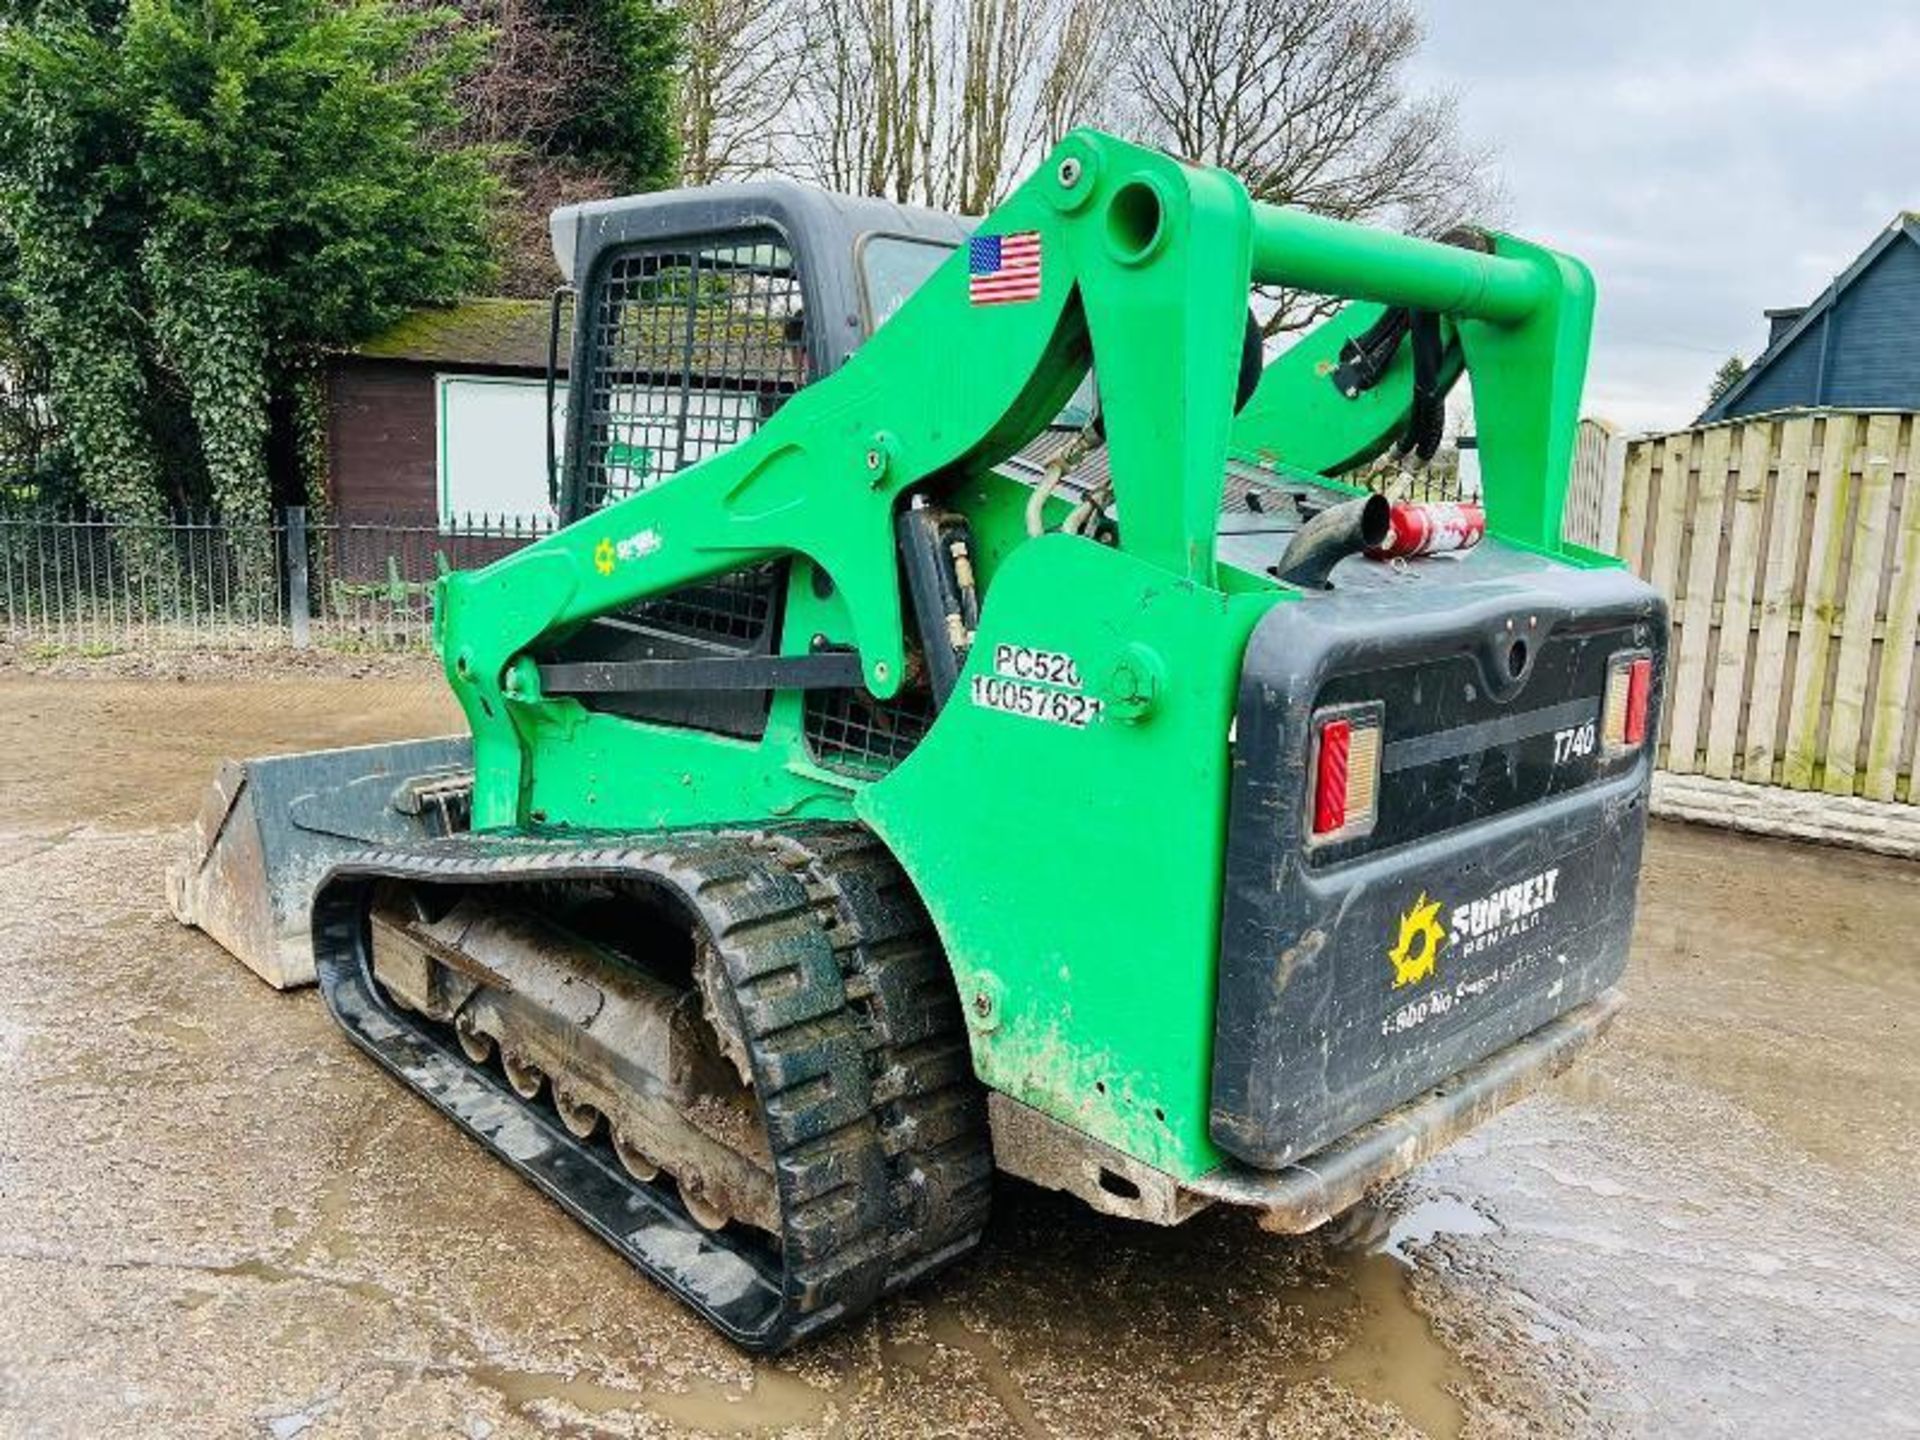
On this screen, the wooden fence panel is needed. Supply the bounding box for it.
[1617,440,1654,575]
[1643,432,1694,746]
[1782,415,1857,789]
[1825,414,1898,793]
[1867,422,1920,800]
[1743,415,1815,784]
[1565,418,1626,551]
[1667,426,1731,772]
[1647,433,1694,606]
[1619,409,1917,806]
[1702,420,1772,777]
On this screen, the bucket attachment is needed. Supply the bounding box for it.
[167,736,473,989]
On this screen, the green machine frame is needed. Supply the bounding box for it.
[433,129,1603,1181]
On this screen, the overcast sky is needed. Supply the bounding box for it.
[1407,1,1920,433]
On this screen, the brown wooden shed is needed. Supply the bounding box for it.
[323,299,557,521]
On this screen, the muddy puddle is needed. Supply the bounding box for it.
[460,1362,833,1433]
[1204,1230,1479,1440]
[437,1205,1484,1439]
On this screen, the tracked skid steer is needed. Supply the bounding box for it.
[171,131,1664,1350]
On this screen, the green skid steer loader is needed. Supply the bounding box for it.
[170,130,1665,1351]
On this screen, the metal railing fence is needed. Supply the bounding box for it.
[0,507,555,654]
[1356,462,1467,506]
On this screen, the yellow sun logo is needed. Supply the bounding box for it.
[593,537,616,576]
[1388,892,1446,989]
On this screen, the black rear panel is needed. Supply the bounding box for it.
[1310,619,1649,862]
[1212,545,1666,1169]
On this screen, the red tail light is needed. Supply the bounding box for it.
[1625,657,1652,746]
[1309,703,1383,845]
[1604,652,1654,752]
[1314,718,1351,834]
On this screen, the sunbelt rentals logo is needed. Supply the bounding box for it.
[1386,867,1562,988]
[1388,893,1447,988]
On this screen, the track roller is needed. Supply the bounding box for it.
[613,1131,660,1183]
[501,1051,545,1099]
[554,1089,602,1139]
[681,1180,730,1232]
[456,1019,493,1065]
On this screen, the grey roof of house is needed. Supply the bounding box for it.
[1699,212,1920,423]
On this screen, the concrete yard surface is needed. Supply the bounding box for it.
[0,667,1916,1438]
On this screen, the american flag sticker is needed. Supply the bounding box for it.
[969,232,1042,305]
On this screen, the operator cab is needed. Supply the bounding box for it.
[546,182,969,525]
[546,182,1137,531]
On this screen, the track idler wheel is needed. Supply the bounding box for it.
[554,1088,601,1140]
[502,1051,545,1099]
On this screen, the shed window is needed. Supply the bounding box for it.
[436,374,567,525]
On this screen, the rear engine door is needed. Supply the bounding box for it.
[1212,546,1665,1169]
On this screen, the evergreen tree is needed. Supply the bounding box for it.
[0,0,498,522]
[1708,354,1747,406]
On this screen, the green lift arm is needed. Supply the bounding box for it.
[438,130,1593,823]
[438,133,1250,752]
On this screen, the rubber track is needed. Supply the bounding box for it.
[310,823,992,1351]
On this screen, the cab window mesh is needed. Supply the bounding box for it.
[624,564,782,651]
[803,687,936,778]
[577,232,807,516]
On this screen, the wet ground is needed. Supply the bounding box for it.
[1,666,1916,1439]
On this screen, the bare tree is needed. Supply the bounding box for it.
[399,0,679,294]
[494,158,625,295]
[1112,0,1498,331]
[438,0,623,290]
[675,0,803,184]
[442,0,596,155]
[786,0,933,199]
[787,0,1121,211]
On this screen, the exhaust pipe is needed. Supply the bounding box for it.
[1272,494,1391,590]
